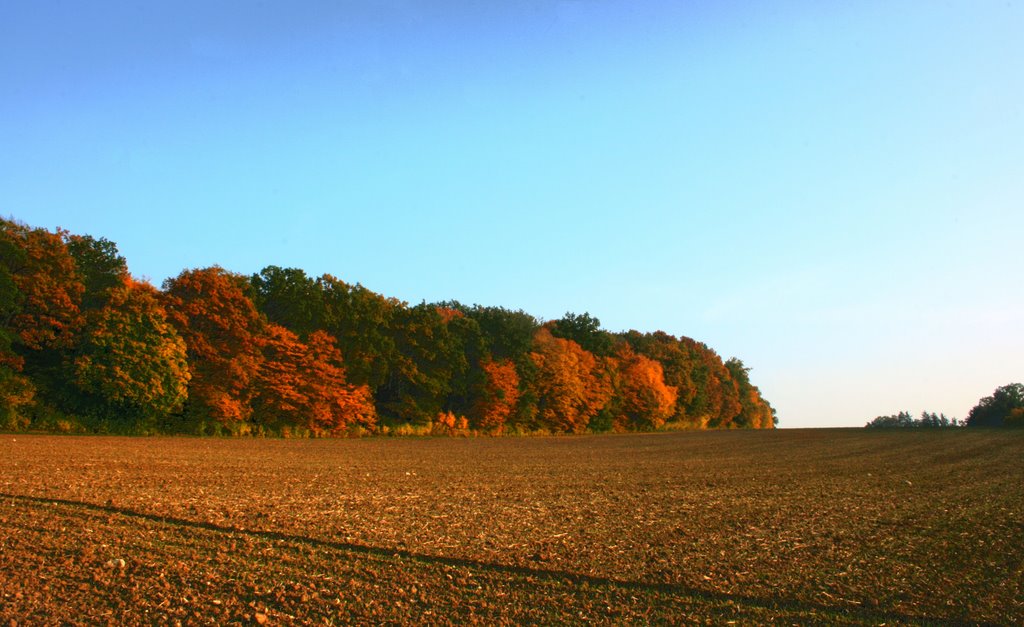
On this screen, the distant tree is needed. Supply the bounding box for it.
[865,411,960,428]
[866,411,917,428]
[966,383,1024,428]
[916,411,957,428]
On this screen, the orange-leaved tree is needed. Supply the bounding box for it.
[622,330,698,425]
[608,344,678,432]
[303,330,376,433]
[251,323,308,433]
[529,327,612,433]
[162,267,265,434]
[252,325,376,436]
[0,219,85,428]
[0,219,84,352]
[469,358,520,433]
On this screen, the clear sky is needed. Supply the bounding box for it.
[2,1,1021,427]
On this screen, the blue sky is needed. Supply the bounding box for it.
[2,1,1021,427]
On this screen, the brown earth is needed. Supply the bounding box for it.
[0,429,1021,625]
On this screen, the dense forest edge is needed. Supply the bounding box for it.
[0,217,779,436]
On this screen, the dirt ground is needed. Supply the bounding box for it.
[1,429,1021,624]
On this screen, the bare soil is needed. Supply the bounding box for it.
[1,429,1021,625]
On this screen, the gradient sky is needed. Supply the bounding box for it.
[2,1,1021,427]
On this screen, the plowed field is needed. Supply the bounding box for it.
[1,429,1021,625]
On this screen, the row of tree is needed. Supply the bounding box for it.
[865,411,961,428]
[0,217,777,436]
[865,384,1024,429]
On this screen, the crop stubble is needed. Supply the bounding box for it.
[0,430,1021,624]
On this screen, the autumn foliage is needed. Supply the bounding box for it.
[162,267,265,433]
[609,346,678,432]
[253,326,375,436]
[470,359,520,432]
[0,217,777,435]
[529,327,613,433]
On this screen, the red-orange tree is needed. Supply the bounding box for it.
[469,358,520,432]
[608,345,678,432]
[304,330,376,433]
[253,325,376,436]
[162,267,264,434]
[529,327,612,433]
[622,330,697,424]
[0,219,85,428]
[0,219,84,352]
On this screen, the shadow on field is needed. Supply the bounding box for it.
[2,492,960,625]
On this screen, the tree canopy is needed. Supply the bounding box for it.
[865,411,960,429]
[965,383,1024,428]
[0,217,779,435]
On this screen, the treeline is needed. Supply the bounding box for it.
[0,217,776,436]
[865,383,1024,429]
[865,411,961,429]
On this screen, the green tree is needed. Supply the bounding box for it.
[463,305,539,363]
[378,303,482,424]
[679,337,741,428]
[73,281,190,432]
[317,275,400,392]
[966,383,1024,427]
[550,312,615,357]
[65,234,128,311]
[250,266,324,338]
[865,411,959,428]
